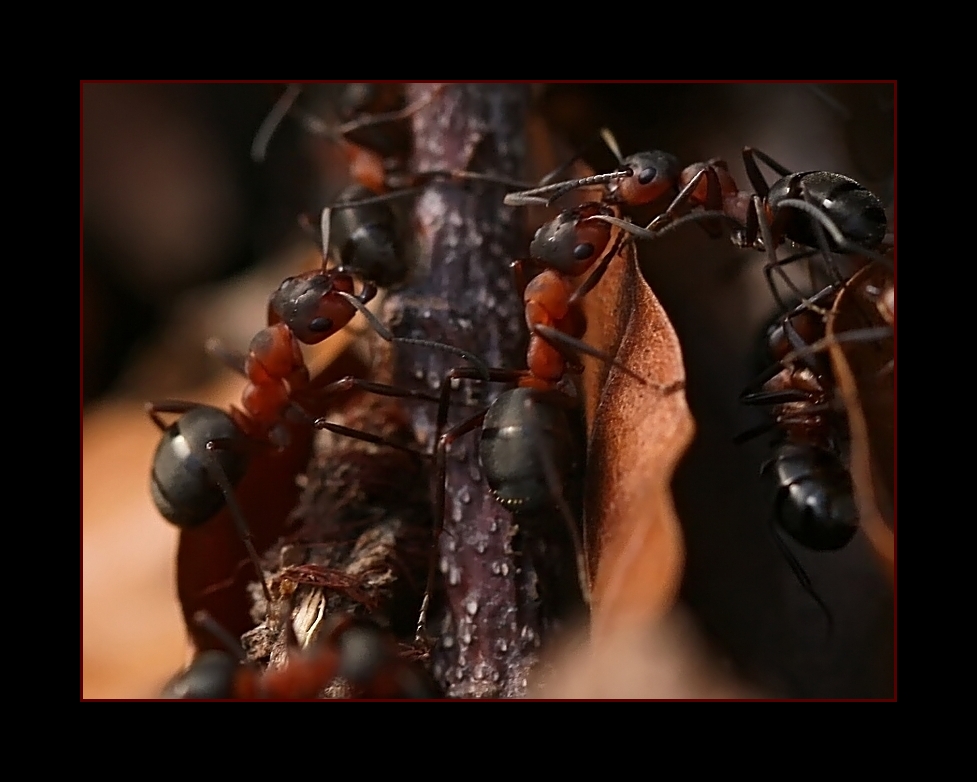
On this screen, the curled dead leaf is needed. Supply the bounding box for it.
[579,237,694,638]
[827,262,895,577]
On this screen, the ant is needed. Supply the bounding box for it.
[251,83,443,194]
[505,129,891,315]
[412,238,678,638]
[151,169,498,615]
[162,610,441,699]
[735,285,893,633]
[147,315,460,608]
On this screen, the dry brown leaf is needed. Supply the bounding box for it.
[827,262,895,577]
[579,239,694,638]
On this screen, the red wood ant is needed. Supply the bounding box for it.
[162,610,441,699]
[505,129,891,315]
[735,286,893,633]
[412,241,680,638]
[147,313,452,609]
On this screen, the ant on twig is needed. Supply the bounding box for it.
[505,129,891,315]
[412,230,682,639]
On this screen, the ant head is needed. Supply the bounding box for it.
[530,203,614,276]
[161,651,239,699]
[611,151,682,206]
[268,271,358,345]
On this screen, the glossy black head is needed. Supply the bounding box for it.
[268,269,357,344]
[480,388,582,515]
[768,172,888,250]
[161,651,239,699]
[329,184,407,288]
[529,202,615,276]
[150,405,250,529]
[766,442,858,551]
[610,150,682,205]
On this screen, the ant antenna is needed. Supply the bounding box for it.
[776,326,893,367]
[599,127,626,165]
[251,84,304,163]
[768,519,835,640]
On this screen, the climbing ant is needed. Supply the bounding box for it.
[506,129,891,314]
[412,242,678,637]
[162,610,441,699]
[735,283,893,633]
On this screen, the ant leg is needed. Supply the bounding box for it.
[741,389,819,406]
[769,495,834,640]
[334,290,490,380]
[645,169,713,235]
[314,376,440,404]
[251,84,303,163]
[145,400,198,431]
[732,420,778,446]
[776,327,893,368]
[531,324,676,391]
[312,419,431,459]
[202,439,274,606]
[334,84,448,137]
[753,196,829,315]
[742,147,791,197]
[193,610,251,664]
[435,366,529,444]
[589,211,740,244]
[416,409,488,642]
[521,391,591,607]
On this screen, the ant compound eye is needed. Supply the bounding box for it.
[573,242,595,261]
[638,167,657,185]
[310,317,333,332]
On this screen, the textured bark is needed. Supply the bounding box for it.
[379,84,549,697]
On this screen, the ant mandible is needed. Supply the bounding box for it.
[162,610,441,699]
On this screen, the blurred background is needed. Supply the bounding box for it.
[81,82,895,699]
